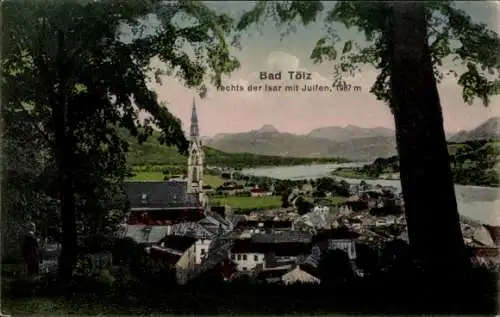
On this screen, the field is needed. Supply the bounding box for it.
[211,195,282,210]
[127,172,225,188]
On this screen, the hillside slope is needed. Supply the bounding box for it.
[307,125,394,141]
[449,117,500,142]
[123,130,348,168]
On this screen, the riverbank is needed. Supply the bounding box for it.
[242,164,500,226]
[331,166,499,187]
[330,169,379,180]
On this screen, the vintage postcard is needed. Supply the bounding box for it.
[1,1,499,316]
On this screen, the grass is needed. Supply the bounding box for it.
[326,196,349,205]
[203,175,225,188]
[211,195,282,210]
[127,171,164,181]
[127,172,224,187]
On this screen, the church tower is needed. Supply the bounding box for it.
[187,97,204,195]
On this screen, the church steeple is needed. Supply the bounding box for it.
[187,97,204,197]
[190,97,199,140]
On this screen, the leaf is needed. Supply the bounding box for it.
[310,37,337,64]
[236,1,268,30]
[342,40,352,54]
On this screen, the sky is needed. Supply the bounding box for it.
[143,1,500,137]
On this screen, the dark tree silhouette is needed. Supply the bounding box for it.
[388,2,467,272]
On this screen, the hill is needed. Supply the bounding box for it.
[449,117,500,143]
[307,125,394,141]
[204,125,397,161]
[123,129,348,168]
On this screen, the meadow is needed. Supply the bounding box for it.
[128,172,225,188]
[211,195,282,210]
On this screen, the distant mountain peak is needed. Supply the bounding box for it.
[258,124,279,133]
[449,116,500,142]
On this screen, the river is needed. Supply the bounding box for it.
[241,163,500,226]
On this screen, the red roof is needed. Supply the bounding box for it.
[469,247,500,258]
[251,188,266,193]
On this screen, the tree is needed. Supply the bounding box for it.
[295,196,313,215]
[388,2,467,272]
[3,0,240,284]
[235,1,500,273]
[318,249,354,288]
[1,104,58,261]
[281,190,290,208]
[312,189,326,198]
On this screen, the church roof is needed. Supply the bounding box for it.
[125,180,201,209]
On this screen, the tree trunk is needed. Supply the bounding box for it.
[52,30,78,285]
[388,3,468,273]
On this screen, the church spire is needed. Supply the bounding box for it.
[190,96,199,140]
[187,96,204,199]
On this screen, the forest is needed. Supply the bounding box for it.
[335,140,500,187]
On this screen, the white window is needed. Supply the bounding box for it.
[231,254,235,260]
[237,254,242,260]
[254,255,258,261]
[200,248,206,255]
[242,254,247,261]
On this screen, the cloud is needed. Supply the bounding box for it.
[266,51,300,70]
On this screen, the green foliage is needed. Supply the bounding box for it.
[348,140,499,186]
[124,129,349,167]
[295,196,313,215]
[235,1,500,106]
[3,261,497,315]
[2,0,246,281]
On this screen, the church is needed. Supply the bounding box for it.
[123,97,220,228]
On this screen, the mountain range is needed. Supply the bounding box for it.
[204,117,500,161]
[448,117,500,143]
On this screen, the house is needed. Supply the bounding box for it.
[229,233,313,272]
[282,265,320,285]
[341,200,369,212]
[235,220,292,230]
[118,209,233,247]
[229,240,266,272]
[312,205,330,213]
[255,265,292,283]
[301,183,313,195]
[145,235,198,283]
[328,239,357,260]
[304,227,360,269]
[250,187,272,197]
[220,168,235,180]
[483,225,500,246]
[468,246,500,267]
[349,184,361,195]
[195,239,211,265]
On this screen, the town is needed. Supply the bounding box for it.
[32,99,500,286]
